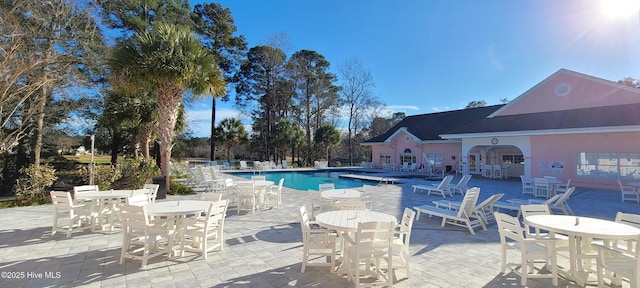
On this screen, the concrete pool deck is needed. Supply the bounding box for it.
[0,171,636,287]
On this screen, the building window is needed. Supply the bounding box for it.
[502,154,524,164]
[379,153,391,164]
[576,152,640,180]
[400,149,416,164]
[424,153,443,170]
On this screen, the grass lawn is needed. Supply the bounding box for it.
[63,155,111,164]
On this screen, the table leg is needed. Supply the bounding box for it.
[567,234,585,286]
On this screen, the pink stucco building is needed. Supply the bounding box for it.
[362,69,640,190]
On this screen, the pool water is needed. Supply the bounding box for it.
[234,170,376,190]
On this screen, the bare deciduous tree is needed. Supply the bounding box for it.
[338,57,379,166]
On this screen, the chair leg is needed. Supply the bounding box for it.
[521,256,528,286]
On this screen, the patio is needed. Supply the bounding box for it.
[0,173,636,287]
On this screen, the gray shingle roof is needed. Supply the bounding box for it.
[445,103,640,135]
[364,105,504,143]
[364,103,640,143]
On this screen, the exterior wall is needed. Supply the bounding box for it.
[418,142,462,171]
[498,72,640,116]
[370,131,462,170]
[530,132,640,190]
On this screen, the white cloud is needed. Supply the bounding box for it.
[430,106,450,112]
[385,105,420,111]
[487,45,504,71]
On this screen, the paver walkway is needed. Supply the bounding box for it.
[0,171,636,287]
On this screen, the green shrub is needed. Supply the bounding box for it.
[120,158,160,189]
[13,164,57,206]
[168,180,195,195]
[77,164,122,190]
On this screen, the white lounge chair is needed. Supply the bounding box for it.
[449,174,472,196]
[282,160,290,169]
[432,193,504,225]
[414,187,487,234]
[412,175,454,198]
[493,193,562,218]
[239,161,251,170]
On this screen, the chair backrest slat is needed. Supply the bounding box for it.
[458,187,480,218]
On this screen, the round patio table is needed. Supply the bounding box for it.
[320,189,362,200]
[524,214,640,286]
[315,210,396,232]
[145,200,212,257]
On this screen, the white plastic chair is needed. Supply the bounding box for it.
[50,191,93,238]
[337,199,366,210]
[534,178,551,199]
[392,208,416,277]
[554,178,571,195]
[619,179,640,203]
[299,205,336,273]
[265,178,284,208]
[236,182,256,215]
[251,175,266,181]
[119,204,172,268]
[614,212,640,253]
[180,199,229,259]
[484,165,493,178]
[143,184,159,203]
[495,212,558,286]
[594,234,639,288]
[343,221,395,287]
[493,165,502,179]
[361,185,376,210]
[128,189,152,206]
[319,183,335,191]
[520,175,534,196]
[201,192,223,202]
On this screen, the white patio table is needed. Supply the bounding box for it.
[145,200,212,257]
[524,214,640,286]
[316,210,396,232]
[320,189,362,201]
[75,190,132,230]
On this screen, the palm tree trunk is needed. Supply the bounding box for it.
[157,83,183,191]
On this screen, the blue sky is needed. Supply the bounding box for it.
[185,0,640,137]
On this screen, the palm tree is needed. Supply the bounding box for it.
[109,22,225,190]
[272,118,303,163]
[314,123,341,164]
[213,118,248,162]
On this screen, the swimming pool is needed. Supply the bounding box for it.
[233,170,377,190]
